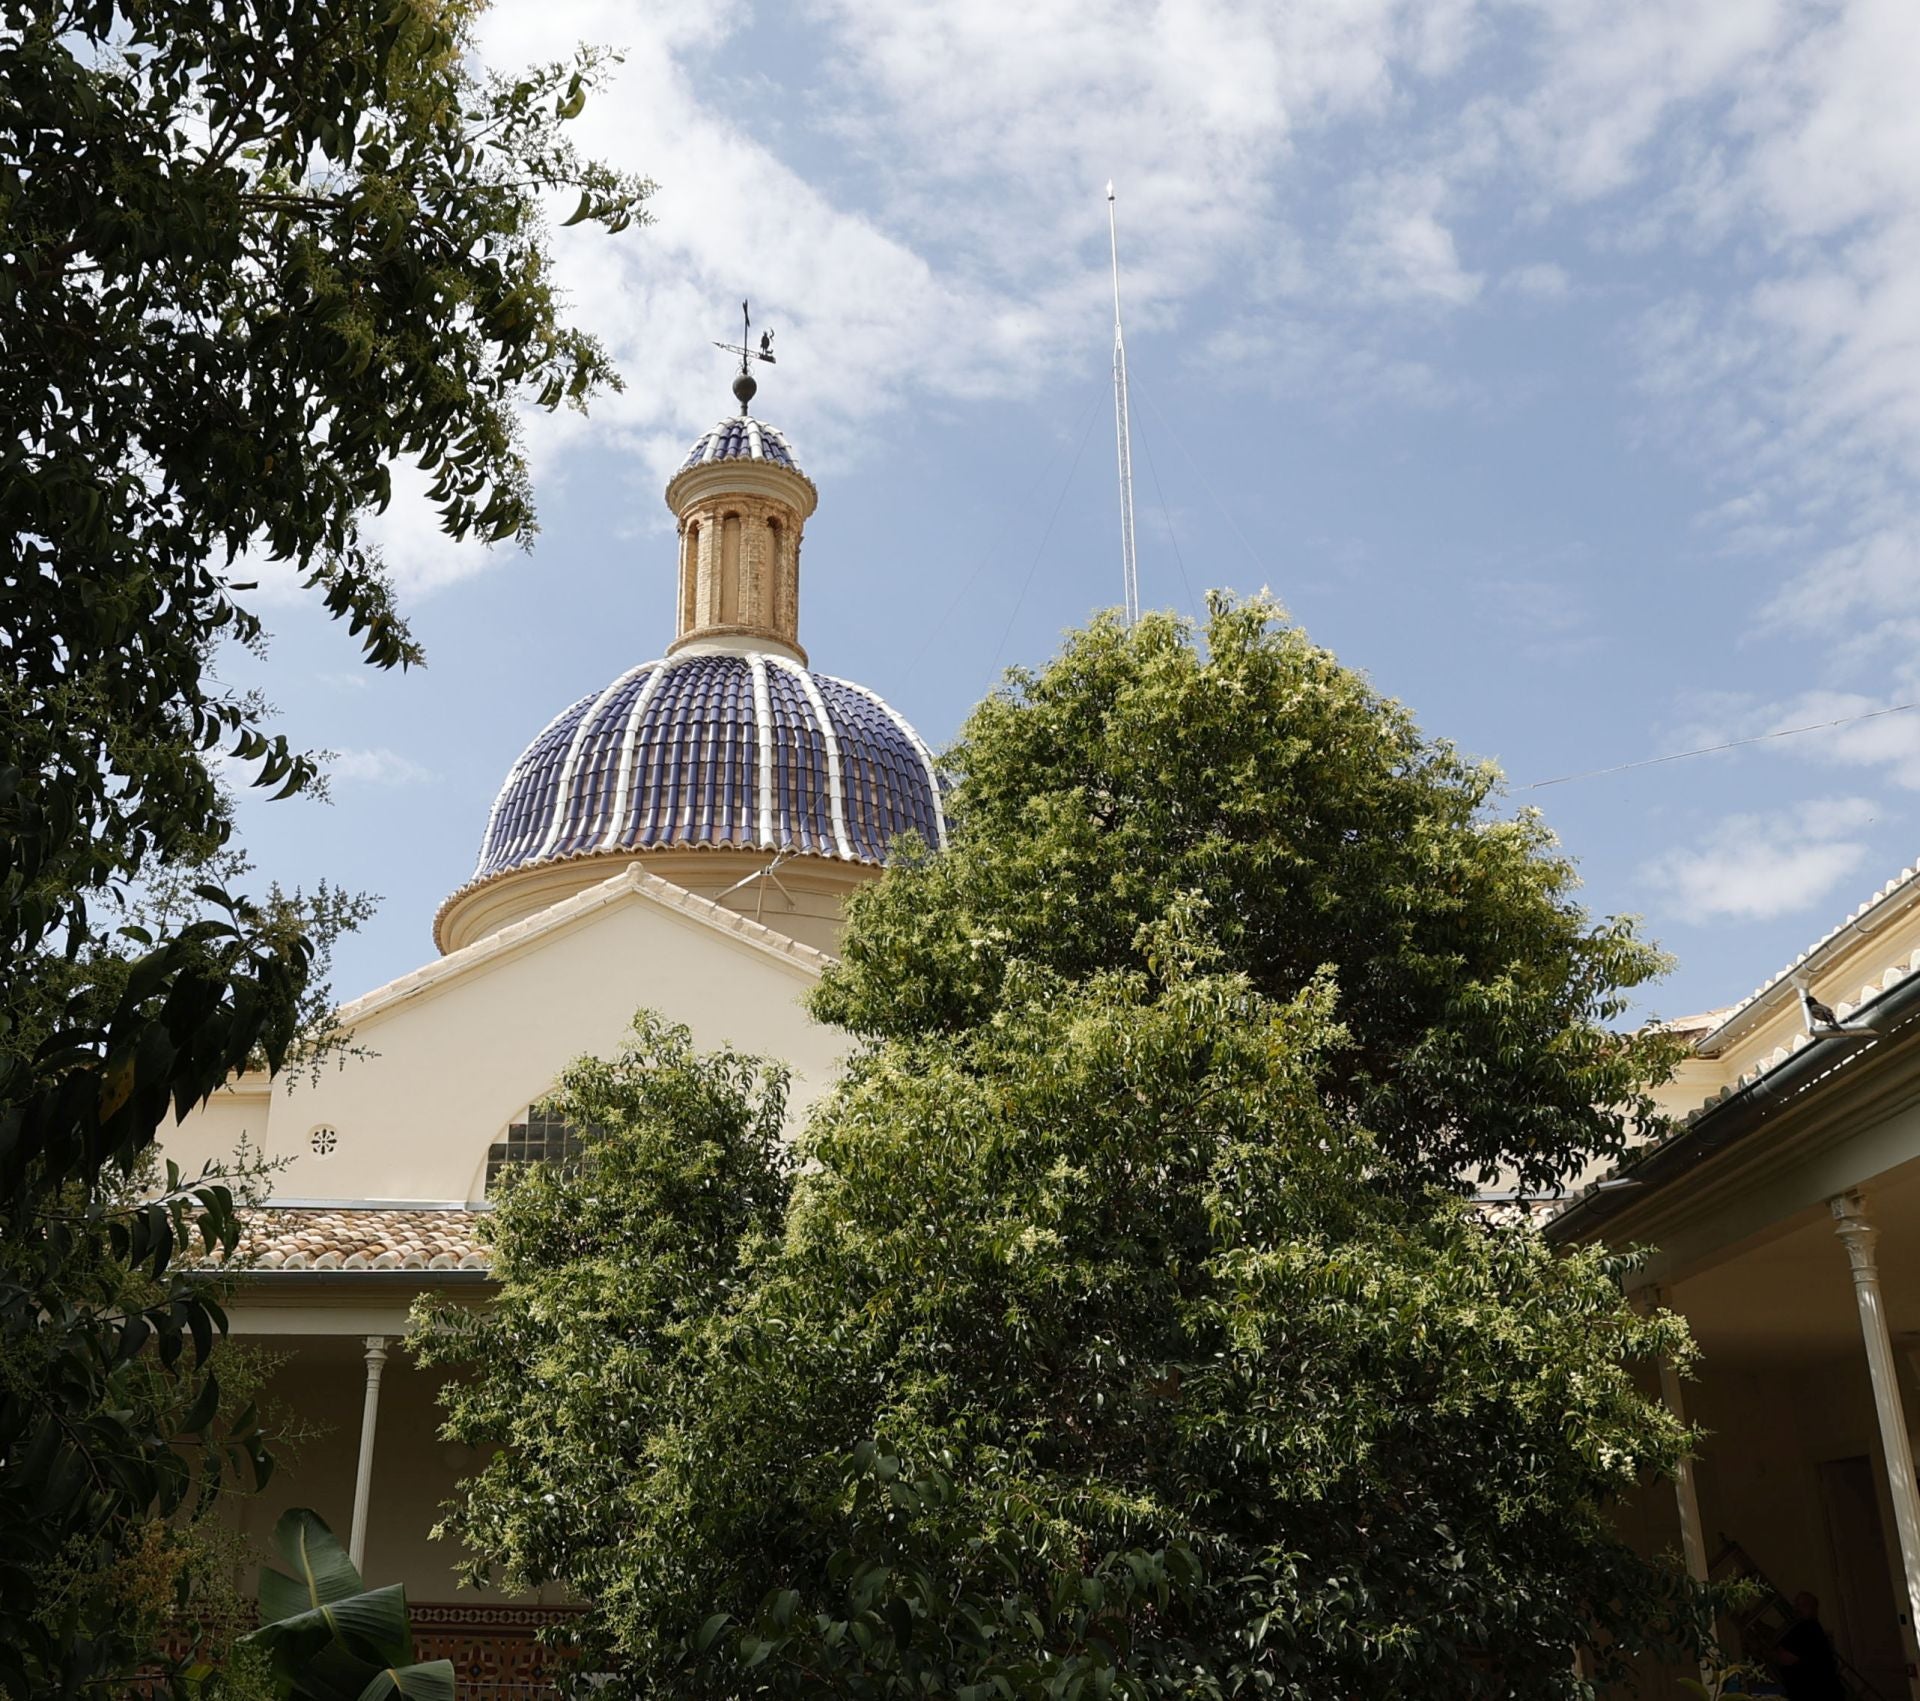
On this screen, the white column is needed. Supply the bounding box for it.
[1638,1284,1714,1682]
[1635,1285,1711,1586]
[1658,1356,1712,1587]
[1831,1191,1920,1697]
[348,1335,389,1575]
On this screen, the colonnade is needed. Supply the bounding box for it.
[1655,1189,1920,1699]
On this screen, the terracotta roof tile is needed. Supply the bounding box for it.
[234,1207,491,1273]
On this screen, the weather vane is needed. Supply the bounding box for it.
[713,299,776,415]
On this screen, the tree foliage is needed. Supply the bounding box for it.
[426,968,1703,1699]
[0,0,645,1690]
[422,594,1709,1696]
[816,597,1683,1194]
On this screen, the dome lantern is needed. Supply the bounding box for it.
[663,418,816,667]
[663,304,817,666]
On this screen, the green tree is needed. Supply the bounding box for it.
[0,0,646,1690]
[8,842,371,1701]
[816,597,1683,1194]
[425,973,1703,1699]
[421,607,1707,1697]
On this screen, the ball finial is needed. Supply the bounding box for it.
[732,370,757,414]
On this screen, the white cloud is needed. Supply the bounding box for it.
[464,0,1484,497]
[359,459,508,599]
[226,457,507,607]
[1199,317,1454,410]
[1765,527,1920,640]
[328,748,434,788]
[1502,261,1569,299]
[475,0,1027,486]
[193,0,1497,605]
[1342,171,1483,305]
[1643,797,1878,922]
[1480,0,1786,204]
[1474,2,1920,677]
[350,0,1920,675]
[1474,569,1599,662]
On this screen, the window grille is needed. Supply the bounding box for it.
[485,1103,586,1194]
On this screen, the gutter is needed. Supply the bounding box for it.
[231,1268,495,1292]
[1545,963,1920,1245]
[256,1198,486,1212]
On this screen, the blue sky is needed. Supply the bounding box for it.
[226,0,1920,1026]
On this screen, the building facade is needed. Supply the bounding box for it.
[1552,866,1920,1699]
[162,397,945,1683]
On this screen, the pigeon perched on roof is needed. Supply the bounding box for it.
[1796,980,1845,1034]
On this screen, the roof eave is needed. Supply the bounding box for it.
[1546,962,1920,1244]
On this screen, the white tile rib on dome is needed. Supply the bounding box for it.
[748,653,774,848]
[770,656,853,861]
[598,660,671,853]
[825,673,948,850]
[531,662,655,864]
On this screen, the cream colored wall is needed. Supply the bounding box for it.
[1595,1360,1874,1696]
[1594,1351,1920,1699]
[1684,1356,1920,1693]
[164,872,844,1203]
[1644,1053,1739,1128]
[1690,1363,1857,1606]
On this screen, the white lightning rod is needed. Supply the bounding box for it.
[1106,181,1140,626]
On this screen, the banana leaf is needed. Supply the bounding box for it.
[242,1508,454,1701]
[354,1660,457,1701]
[259,1508,377,1621]
[248,1584,414,1677]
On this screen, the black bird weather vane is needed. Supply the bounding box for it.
[714,300,776,414]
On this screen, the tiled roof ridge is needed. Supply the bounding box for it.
[1674,939,1920,1124]
[1472,1195,1565,1229]
[1656,1007,1735,1036]
[1696,856,1920,1055]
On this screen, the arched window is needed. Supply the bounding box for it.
[485,1100,587,1194]
[681,522,701,633]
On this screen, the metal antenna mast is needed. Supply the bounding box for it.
[1106,182,1140,625]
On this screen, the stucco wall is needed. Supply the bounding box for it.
[162,873,843,1204]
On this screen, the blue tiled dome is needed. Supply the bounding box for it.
[475,652,945,881]
[678,416,801,474]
